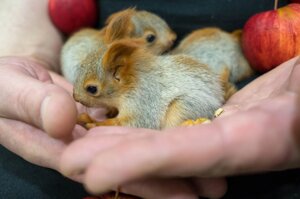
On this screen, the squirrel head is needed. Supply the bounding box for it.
[103,8,176,55]
[133,10,177,54]
[73,39,150,108]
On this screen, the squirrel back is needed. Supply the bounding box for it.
[73,39,225,129]
[171,27,253,83]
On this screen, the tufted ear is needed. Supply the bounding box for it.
[103,8,136,43]
[102,39,144,72]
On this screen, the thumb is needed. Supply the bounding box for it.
[0,57,77,138]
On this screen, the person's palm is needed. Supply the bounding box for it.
[224,56,300,116]
[59,56,300,198]
[0,56,87,172]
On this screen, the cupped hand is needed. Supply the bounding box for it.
[0,56,86,171]
[61,127,227,199]
[60,56,300,198]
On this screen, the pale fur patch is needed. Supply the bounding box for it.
[172,27,253,83]
[61,29,105,83]
[118,53,224,129]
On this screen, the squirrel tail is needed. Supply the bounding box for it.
[219,67,237,101]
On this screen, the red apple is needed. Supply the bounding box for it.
[48,0,98,35]
[242,3,300,73]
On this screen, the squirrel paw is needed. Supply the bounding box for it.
[77,113,95,123]
[181,118,211,126]
[85,122,98,129]
[180,108,224,127]
[77,113,97,129]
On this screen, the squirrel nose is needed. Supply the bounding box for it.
[168,40,174,48]
[169,37,176,46]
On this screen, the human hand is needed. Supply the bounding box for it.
[61,126,227,199]
[0,56,87,172]
[0,0,91,173]
[60,56,300,198]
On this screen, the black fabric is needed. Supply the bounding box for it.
[0,145,87,199]
[1,0,300,199]
[98,0,287,41]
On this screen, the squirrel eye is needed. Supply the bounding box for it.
[86,85,98,95]
[113,66,121,81]
[146,34,156,43]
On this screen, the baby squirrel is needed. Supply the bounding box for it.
[103,8,177,54]
[171,27,253,83]
[61,8,176,84]
[73,39,225,130]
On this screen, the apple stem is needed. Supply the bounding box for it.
[274,0,279,10]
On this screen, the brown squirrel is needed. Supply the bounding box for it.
[103,8,177,54]
[61,8,176,84]
[171,27,253,83]
[73,39,225,130]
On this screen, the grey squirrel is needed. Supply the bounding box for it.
[73,39,225,129]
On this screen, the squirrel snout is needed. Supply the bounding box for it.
[167,40,175,49]
[168,33,177,46]
[72,91,94,107]
[73,92,80,102]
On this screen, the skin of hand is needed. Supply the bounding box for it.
[0,0,63,72]
[0,1,225,198]
[60,56,300,198]
[0,56,86,171]
[0,0,84,171]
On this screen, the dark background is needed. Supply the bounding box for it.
[98,0,288,42]
[2,0,300,199]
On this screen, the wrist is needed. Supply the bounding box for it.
[0,0,63,72]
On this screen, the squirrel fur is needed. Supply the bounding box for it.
[171,27,253,83]
[73,39,225,130]
[61,8,176,84]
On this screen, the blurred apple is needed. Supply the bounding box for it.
[242,3,300,73]
[48,0,98,35]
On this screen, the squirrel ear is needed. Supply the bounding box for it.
[102,39,144,70]
[104,8,136,43]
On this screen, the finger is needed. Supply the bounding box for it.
[0,59,77,138]
[60,127,154,176]
[0,118,87,172]
[87,178,198,199]
[81,98,297,193]
[48,71,108,120]
[286,57,300,152]
[49,70,73,94]
[41,87,77,138]
[61,128,199,199]
[193,178,227,199]
[0,118,65,170]
[287,56,300,94]
[225,56,299,107]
